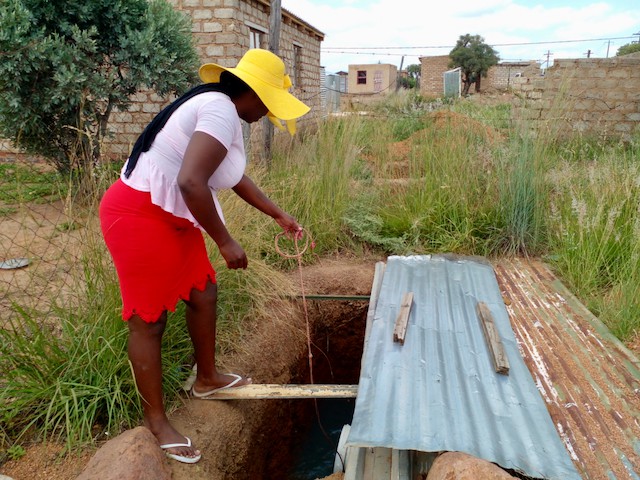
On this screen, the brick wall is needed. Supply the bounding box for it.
[514,56,640,141]
[419,55,451,97]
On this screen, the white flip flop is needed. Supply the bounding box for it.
[160,436,201,464]
[190,373,251,398]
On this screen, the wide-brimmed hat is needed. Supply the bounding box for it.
[199,49,310,133]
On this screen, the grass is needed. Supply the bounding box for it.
[1,91,640,456]
[0,162,69,209]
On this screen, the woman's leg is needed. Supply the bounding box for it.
[184,280,251,392]
[127,313,200,459]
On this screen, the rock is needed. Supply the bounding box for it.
[76,427,171,480]
[426,451,516,480]
[0,475,16,480]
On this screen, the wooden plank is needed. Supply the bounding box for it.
[393,292,414,344]
[476,301,510,375]
[295,294,371,301]
[191,383,358,400]
[366,262,387,333]
[344,446,366,480]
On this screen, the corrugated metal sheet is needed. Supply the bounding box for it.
[494,257,640,480]
[346,255,582,479]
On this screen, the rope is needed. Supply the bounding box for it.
[274,229,314,383]
[274,229,346,472]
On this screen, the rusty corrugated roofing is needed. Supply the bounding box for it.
[494,257,640,479]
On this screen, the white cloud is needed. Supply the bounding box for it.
[282,0,640,73]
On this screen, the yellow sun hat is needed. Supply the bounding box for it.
[199,49,310,134]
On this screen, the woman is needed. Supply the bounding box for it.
[99,49,308,464]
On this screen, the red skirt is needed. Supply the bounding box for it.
[99,179,216,322]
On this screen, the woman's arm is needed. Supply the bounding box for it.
[232,174,302,235]
[177,131,247,269]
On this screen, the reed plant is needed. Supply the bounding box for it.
[545,138,640,339]
[260,117,366,259]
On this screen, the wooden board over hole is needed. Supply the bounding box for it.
[192,384,358,400]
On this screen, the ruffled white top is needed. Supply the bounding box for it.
[120,92,246,228]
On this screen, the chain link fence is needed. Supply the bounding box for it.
[0,154,106,329]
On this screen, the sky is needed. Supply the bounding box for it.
[280,0,640,74]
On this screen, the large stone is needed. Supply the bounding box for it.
[76,427,171,480]
[426,451,516,480]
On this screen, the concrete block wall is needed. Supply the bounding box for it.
[514,56,640,141]
[486,62,541,90]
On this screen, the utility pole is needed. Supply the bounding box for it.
[396,55,405,92]
[543,50,552,72]
[606,40,611,58]
[584,49,592,58]
[263,0,282,166]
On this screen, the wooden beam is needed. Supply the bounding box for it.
[191,384,357,400]
[476,302,510,375]
[393,292,414,344]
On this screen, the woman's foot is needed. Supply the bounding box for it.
[145,418,201,463]
[191,372,252,397]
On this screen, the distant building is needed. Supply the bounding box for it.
[419,55,540,97]
[347,63,397,96]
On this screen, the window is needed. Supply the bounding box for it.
[357,70,367,85]
[249,28,262,49]
[293,45,302,87]
[245,21,268,49]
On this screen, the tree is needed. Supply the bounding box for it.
[0,0,200,174]
[616,42,640,56]
[407,64,421,89]
[449,34,499,96]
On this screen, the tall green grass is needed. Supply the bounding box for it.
[2,92,640,457]
[544,139,640,338]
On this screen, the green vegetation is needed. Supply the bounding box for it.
[616,42,640,56]
[1,90,639,456]
[0,0,199,173]
[0,163,68,206]
[449,34,500,95]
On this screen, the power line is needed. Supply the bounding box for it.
[321,35,637,52]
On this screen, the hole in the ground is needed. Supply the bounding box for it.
[261,298,368,479]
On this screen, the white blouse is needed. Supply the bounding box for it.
[121,92,246,227]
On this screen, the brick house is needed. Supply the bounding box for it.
[104,0,324,158]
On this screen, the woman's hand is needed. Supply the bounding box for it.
[275,213,303,240]
[218,237,248,270]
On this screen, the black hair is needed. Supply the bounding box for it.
[123,71,252,178]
